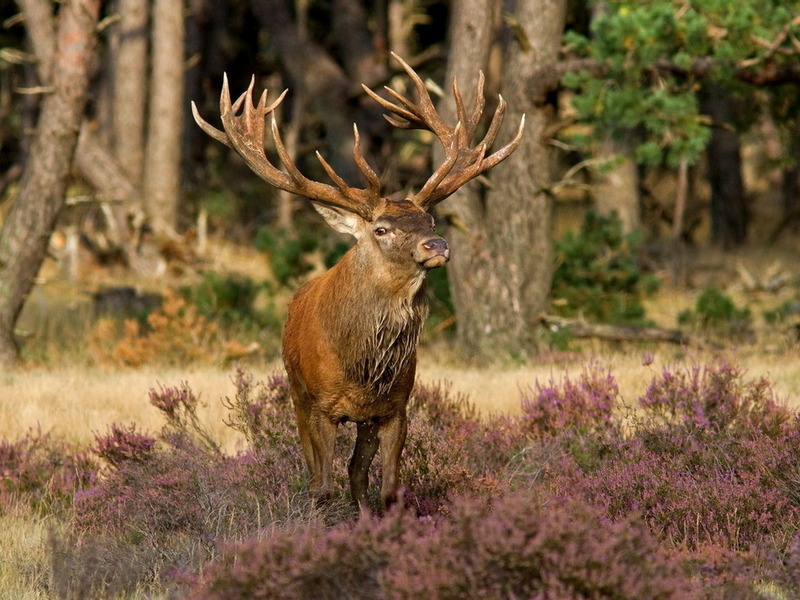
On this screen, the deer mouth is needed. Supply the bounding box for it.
[420,250,450,269]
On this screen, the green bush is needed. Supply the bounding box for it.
[551,211,658,327]
[678,287,753,341]
[180,271,280,335]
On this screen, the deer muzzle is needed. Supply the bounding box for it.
[417,237,450,269]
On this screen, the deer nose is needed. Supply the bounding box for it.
[422,238,449,253]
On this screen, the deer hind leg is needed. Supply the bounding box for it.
[295,405,337,503]
[348,421,380,513]
[377,412,408,509]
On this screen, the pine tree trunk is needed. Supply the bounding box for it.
[441,0,566,363]
[112,0,149,187]
[699,81,747,247]
[144,0,185,232]
[594,137,640,233]
[0,0,101,366]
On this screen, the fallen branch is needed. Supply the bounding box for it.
[540,314,692,345]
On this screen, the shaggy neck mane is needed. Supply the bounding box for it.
[324,251,429,398]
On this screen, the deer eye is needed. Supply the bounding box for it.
[374,227,388,236]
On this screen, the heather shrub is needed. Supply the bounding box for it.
[518,363,620,438]
[91,422,155,467]
[546,361,800,552]
[188,491,698,600]
[222,368,297,459]
[0,428,96,513]
[403,382,513,514]
[639,361,790,436]
[149,380,221,452]
[556,435,800,551]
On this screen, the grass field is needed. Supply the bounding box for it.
[4,346,800,448]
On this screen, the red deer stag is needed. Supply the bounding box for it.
[192,53,523,512]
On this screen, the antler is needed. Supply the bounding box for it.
[191,74,381,220]
[362,52,525,210]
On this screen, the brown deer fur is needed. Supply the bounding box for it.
[192,53,523,512]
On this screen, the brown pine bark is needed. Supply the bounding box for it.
[143,0,185,232]
[111,0,149,186]
[0,0,101,366]
[440,0,567,363]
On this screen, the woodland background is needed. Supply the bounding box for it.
[0,0,799,368]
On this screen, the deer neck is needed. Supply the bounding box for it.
[323,246,430,395]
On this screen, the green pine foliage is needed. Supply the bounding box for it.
[551,211,658,326]
[562,1,800,166]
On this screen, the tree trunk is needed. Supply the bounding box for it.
[332,0,386,87]
[0,0,101,366]
[699,81,747,247]
[593,137,640,233]
[20,0,141,267]
[144,0,185,232]
[441,0,566,363]
[250,0,366,184]
[111,0,149,187]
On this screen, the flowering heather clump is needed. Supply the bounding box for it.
[402,382,514,515]
[149,381,220,452]
[518,362,620,437]
[558,434,800,551]
[545,362,800,552]
[91,423,155,467]
[188,491,697,600]
[222,368,296,457]
[639,360,790,436]
[35,362,800,597]
[0,428,96,512]
[72,376,315,590]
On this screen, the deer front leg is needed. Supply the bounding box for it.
[377,412,408,509]
[295,404,337,503]
[348,420,380,513]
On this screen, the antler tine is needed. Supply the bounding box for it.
[451,72,486,143]
[191,100,230,147]
[362,84,422,130]
[479,112,526,172]
[479,93,508,150]
[193,75,378,220]
[359,53,524,209]
[351,124,382,194]
[413,121,462,202]
[314,124,382,200]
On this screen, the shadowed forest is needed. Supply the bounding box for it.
[2,0,800,598]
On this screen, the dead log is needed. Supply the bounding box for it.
[540,315,692,345]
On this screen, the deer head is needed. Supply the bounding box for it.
[192,53,523,512]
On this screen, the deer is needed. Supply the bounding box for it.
[192,52,523,512]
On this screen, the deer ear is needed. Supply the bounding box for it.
[312,202,364,238]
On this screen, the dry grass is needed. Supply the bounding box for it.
[0,364,266,452]
[3,347,799,450]
[0,506,52,600]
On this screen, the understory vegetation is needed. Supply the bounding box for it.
[3,359,800,599]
